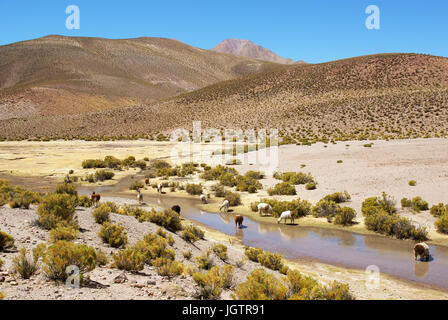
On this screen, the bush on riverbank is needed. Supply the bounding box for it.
[435,213,448,234]
[267,182,297,196]
[431,203,448,217]
[401,197,429,212]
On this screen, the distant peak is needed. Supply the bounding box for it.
[212,38,301,65]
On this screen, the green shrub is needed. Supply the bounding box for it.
[235,175,262,193]
[245,171,264,180]
[333,207,356,226]
[361,193,396,217]
[130,181,144,191]
[401,198,412,209]
[212,184,226,198]
[76,195,92,207]
[196,250,214,270]
[312,200,340,220]
[408,180,417,186]
[104,156,122,169]
[151,160,171,170]
[322,191,351,203]
[148,209,183,232]
[258,251,285,271]
[12,248,39,279]
[193,266,233,299]
[112,249,145,272]
[42,241,98,281]
[305,183,317,190]
[186,184,203,195]
[224,191,242,206]
[95,170,115,182]
[36,194,77,230]
[212,244,228,261]
[82,159,106,169]
[183,250,192,260]
[234,268,288,300]
[91,205,111,224]
[154,258,184,278]
[98,223,128,248]
[55,183,78,197]
[411,197,429,212]
[49,224,79,243]
[9,190,40,209]
[273,172,315,185]
[430,203,447,217]
[435,214,448,234]
[245,247,264,262]
[267,182,297,196]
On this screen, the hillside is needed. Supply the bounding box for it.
[212,39,295,64]
[0,35,282,119]
[1,53,448,141]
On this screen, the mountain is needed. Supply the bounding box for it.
[2,53,448,141]
[0,35,283,120]
[212,39,296,65]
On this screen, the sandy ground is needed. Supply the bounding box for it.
[0,197,288,300]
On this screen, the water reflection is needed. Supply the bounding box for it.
[414,261,430,277]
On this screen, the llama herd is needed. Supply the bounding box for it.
[92,177,432,262]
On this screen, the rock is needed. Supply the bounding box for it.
[0,277,5,283]
[132,283,146,289]
[146,280,156,286]
[114,272,128,284]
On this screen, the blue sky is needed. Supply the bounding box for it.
[0,0,447,63]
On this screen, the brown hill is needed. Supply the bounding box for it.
[212,39,296,65]
[1,53,448,141]
[0,35,282,120]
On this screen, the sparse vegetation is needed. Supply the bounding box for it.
[267,182,297,196]
[98,223,128,248]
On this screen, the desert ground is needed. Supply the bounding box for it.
[1,138,448,300]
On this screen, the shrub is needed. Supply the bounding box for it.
[408,180,417,186]
[196,250,214,270]
[212,244,228,261]
[91,205,111,224]
[435,214,448,234]
[322,191,351,203]
[76,195,92,207]
[95,170,115,182]
[98,223,128,248]
[82,159,106,169]
[36,194,77,230]
[401,198,412,209]
[148,209,183,232]
[267,182,297,196]
[258,251,285,271]
[183,250,192,260]
[186,184,203,196]
[245,247,264,262]
[104,156,122,169]
[151,160,171,170]
[245,171,264,180]
[193,266,233,299]
[212,184,226,198]
[233,269,288,300]
[0,258,3,269]
[274,172,315,185]
[224,191,242,206]
[361,192,396,217]
[411,197,429,212]
[55,183,78,197]
[9,190,39,209]
[49,224,79,243]
[112,249,145,272]
[430,203,447,217]
[321,281,355,300]
[305,183,317,190]
[236,175,262,193]
[130,181,144,191]
[12,248,39,279]
[43,241,97,281]
[0,231,15,252]
[154,258,184,278]
[333,207,356,226]
[312,200,340,220]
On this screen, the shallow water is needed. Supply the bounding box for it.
[79,185,448,291]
